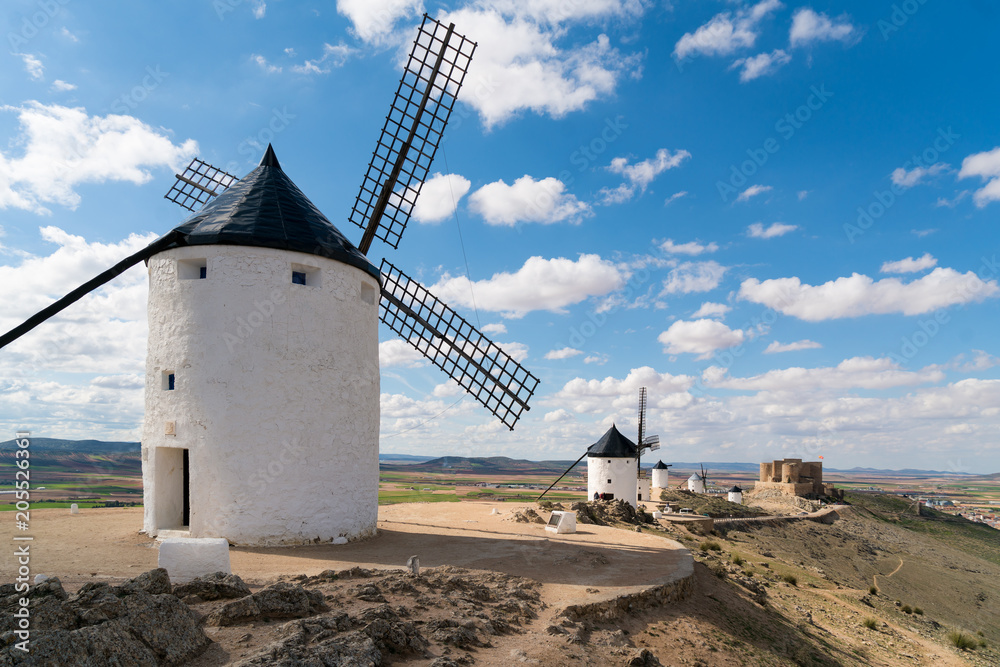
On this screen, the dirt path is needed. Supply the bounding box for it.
[804,587,969,667]
[873,556,905,590]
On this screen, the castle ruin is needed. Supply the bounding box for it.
[755,459,843,500]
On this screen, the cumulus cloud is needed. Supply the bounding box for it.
[292,42,354,74]
[880,253,937,274]
[891,163,948,188]
[429,254,626,318]
[252,0,266,18]
[747,222,797,238]
[658,319,745,359]
[252,54,282,73]
[51,80,77,92]
[708,356,942,391]
[413,173,472,223]
[958,146,1000,207]
[738,268,999,321]
[730,49,790,82]
[469,175,589,226]
[0,102,198,214]
[379,339,426,368]
[602,148,691,203]
[736,184,772,202]
[481,323,507,335]
[692,302,730,319]
[17,53,44,80]
[337,0,424,43]
[660,239,718,256]
[789,8,859,47]
[674,0,783,60]
[545,347,583,360]
[551,366,694,414]
[763,339,822,354]
[661,261,726,295]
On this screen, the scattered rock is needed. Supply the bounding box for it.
[172,572,251,602]
[206,582,327,626]
[512,508,545,524]
[626,648,663,666]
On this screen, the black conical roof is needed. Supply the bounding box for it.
[728,485,742,493]
[159,146,379,281]
[586,424,638,458]
[652,460,671,469]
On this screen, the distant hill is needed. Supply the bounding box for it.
[378,453,436,463]
[382,456,584,476]
[0,438,139,453]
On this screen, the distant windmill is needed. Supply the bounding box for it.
[0,16,539,545]
[688,464,709,494]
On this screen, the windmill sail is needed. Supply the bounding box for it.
[350,15,476,253]
[379,260,538,429]
[164,157,238,211]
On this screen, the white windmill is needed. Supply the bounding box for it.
[687,465,709,494]
[0,17,539,546]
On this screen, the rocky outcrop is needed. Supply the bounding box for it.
[0,570,209,666]
[172,572,251,602]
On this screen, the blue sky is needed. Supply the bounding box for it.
[1,0,999,472]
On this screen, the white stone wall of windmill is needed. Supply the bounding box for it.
[142,244,381,545]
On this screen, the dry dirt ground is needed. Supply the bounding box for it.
[3,501,999,666]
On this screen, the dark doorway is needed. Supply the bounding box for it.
[182,449,190,527]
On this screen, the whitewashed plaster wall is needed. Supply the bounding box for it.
[587,456,638,507]
[141,245,380,545]
[651,468,669,490]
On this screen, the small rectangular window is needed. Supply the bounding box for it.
[360,281,377,305]
[291,263,321,287]
[178,259,207,280]
[162,371,175,390]
[607,479,612,484]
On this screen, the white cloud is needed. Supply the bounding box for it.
[379,339,426,368]
[251,54,281,73]
[603,148,691,202]
[674,0,783,60]
[692,302,730,319]
[544,408,573,423]
[763,339,822,354]
[16,53,44,80]
[551,366,694,414]
[958,146,1000,207]
[935,191,969,208]
[441,7,643,128]
[252,0,266,18]
[432,380,463,398]
[0,102,198,214]
[337,0,424,43]
[912,228,938,238]
[430,254,626,318]
[664,191,688,206]
[481,323,507,335]
[736,184,772,202]
[292,42,354,74]
[661,261,726,295]
[890,162,948,188]
[797,190,809,200]
[708,356,942,391]
[660,239,718,256]
[657,319,745,359]
[51,80,77,92]
[880,253,937,274]
[730,49,790,82]
[747,222,797,239]
[789,8,859,47]
[469,175,589,226]
[60,27,79,42]
[583,354,608,365]
[739,268,1000,321]
[545,347,583,360]
[413,173,472,224]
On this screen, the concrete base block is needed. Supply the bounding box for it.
[545,510,577,534]
[70,504,79,514]
[158,537,231,583]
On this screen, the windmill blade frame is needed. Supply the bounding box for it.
[164,158,239,211]
[379,260,538,430]
[350,14,476,253]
